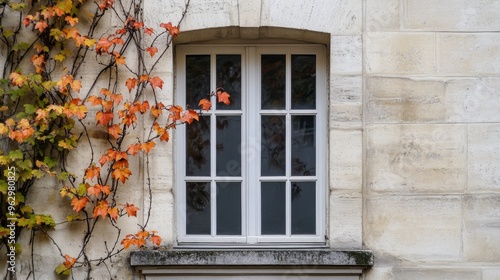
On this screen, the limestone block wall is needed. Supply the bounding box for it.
[364,0,500,279]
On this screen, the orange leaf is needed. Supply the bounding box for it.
[146,47,158,57]
[181,109,199,124]
[136,230,149,239]
[150,105,162,118]
[150,233,162,246]
[108,124,122,139]
[141,141,156,154]
[108,207,119,221]
[149,76,164,89]
[139,74,150,83]
[114,53,126,65]
[124,203,139,217]
[169,26,180,37]
[112,167,132,183]
[64,255,77,269]
[121,237,135,249]
[217,91,231,105]
[34,20,48,32]
[87,96,102,106]
[144,28,154,35]
[9,72,27,87]
[71,197,89,212]
[87,184,101,196]
[198,99,212,111]
[112,159,129,170]
[127,143,142,156]
[159,22,172,30]
[85,165,100,181]
[65,16,78,26]
[95,111,114,126]
[125,78,137,92]
[96,37,113,53]
[93,200,109,219]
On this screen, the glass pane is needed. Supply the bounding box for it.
[186,116,210,176]
[291,182,316,234]
[261,115,286,176]
[186,182,211,235]
[216,182,242,235]
[261,182,286,235]
[216,116,241,176]
[261,55,286,109]
[186,55,211,109]
[291,116,316,176]
[291,55,316,109]
[216,55,241,110]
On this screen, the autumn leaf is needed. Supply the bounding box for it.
[85,165,100,181]
[112,167,131,183]
[9,72,27,87]
[96,37,113,53]
[149,76,164,89]
[169,26,180,37]
[93,200,109,219]
[217,91,231,105]
[108,207,119,221]
[181,109,199,124]
[114,53,126,65]
[71,197,89,212]
[95,111,114,126]
[127,143,142,156]
[141,141,156,154]
[34,20,48,32]
[150,233,162,246]
[146,47,158,57]
[159,22,172,30]
[65,16,78,26]
[144,27,154,35]
[108,124,123,139]
[63,254,76,269]
[198,99,212,110]
[87,184,100,196]
[125,78,137,92]
[150,105,162,118]
[124,203,139,217]
[139,74,149,83]
[121,235,135,249]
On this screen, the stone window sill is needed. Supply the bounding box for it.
[131,249,373,279]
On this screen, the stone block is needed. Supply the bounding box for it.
[331,36,362,73]
[439,34,500,75]
[464,194,500,262]
[329,196,362,248]
[366,124,467,193]
[468,124,500,192]
[366,0,400,31]
[483,268,500,280]
[261,0,362,35]
[445,78,500,123]
[366,33,436,74]
[329,129,362,191]
[392,268,481,280]
[365,196,462,260]
[331,76,362,103]
[330,104,362,123]
[405,0,500,31]
[367,77,446,123]
[146,189,175,243]
[364,267,393,280]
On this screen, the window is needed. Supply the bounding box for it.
[175,45,327,244]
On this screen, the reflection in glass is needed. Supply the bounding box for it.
[186,182,211,235]
[186,116,210,176]
[217,55,241,110]
[217,182,241,235]
[261,55,286,109]
[261,182,286,234]
[261,115,286,176]
[291,55,316,109]
[216,116,241,176]
[291,182,316,234]
[291,116,316,176]
[186,55,210,109]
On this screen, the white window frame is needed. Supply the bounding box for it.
[174,44,327,245]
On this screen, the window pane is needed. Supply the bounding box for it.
[291,55,316,109]
[216,116,241,176]
[216,55,241,110]
[261,182,286,235]
[186,116,210,176]
[216,182,242,235]
[291,116,316,176]
[261,55,286,109]
[291,182,316,234]
[186,55,211,109]
[186,182,211,235]
[261,115,286,176]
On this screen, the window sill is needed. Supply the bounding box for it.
[130,248,374,267]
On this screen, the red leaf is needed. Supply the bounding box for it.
[95,111,114,126]
[198,99,212,111]
[149,76,164,89]
[181,109,199,124]
[141,141,156,154]
[71,197,89,212]
[64,255,76,269]
[217,91,231,105]
[146,47,158,57]
[112,167,132,183]
[85,165,100,181]
[108,124,123,139]
[126,78,137,92]
[124,203,139,217]
[93,200,109,219]
[108,207,119,221]
[144,28,154,35]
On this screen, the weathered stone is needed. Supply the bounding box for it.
[331,75,362,103]
[331,36,362,73]
[468,124,500,191]
[329,129,362,191]
[463,195,500,262]
[329,196,362,248]
[405,0,500,31]
[439,34,500,74]
[483,268,500,280]
[392,268,481,280]
[367,77,446,123]
[366,124,467,193]
[366,33,436,74]
[365,196,462,260]
[330,104,362,123]
[366,0,400,31]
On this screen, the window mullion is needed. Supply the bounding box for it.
[285,53,292,236]
[210,53,217,237]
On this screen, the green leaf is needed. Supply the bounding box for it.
[55,263,71,276]
[0,180,7,194]
[12,42,30,51]
[9,150,23,160]
[8,2,27,10]
[3,29,14,38]
[77,183,87,196]
[24,104,36,115]
[20,205,33,214]
[66,214,82,222]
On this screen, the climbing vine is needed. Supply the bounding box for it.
[0,0,229,278]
